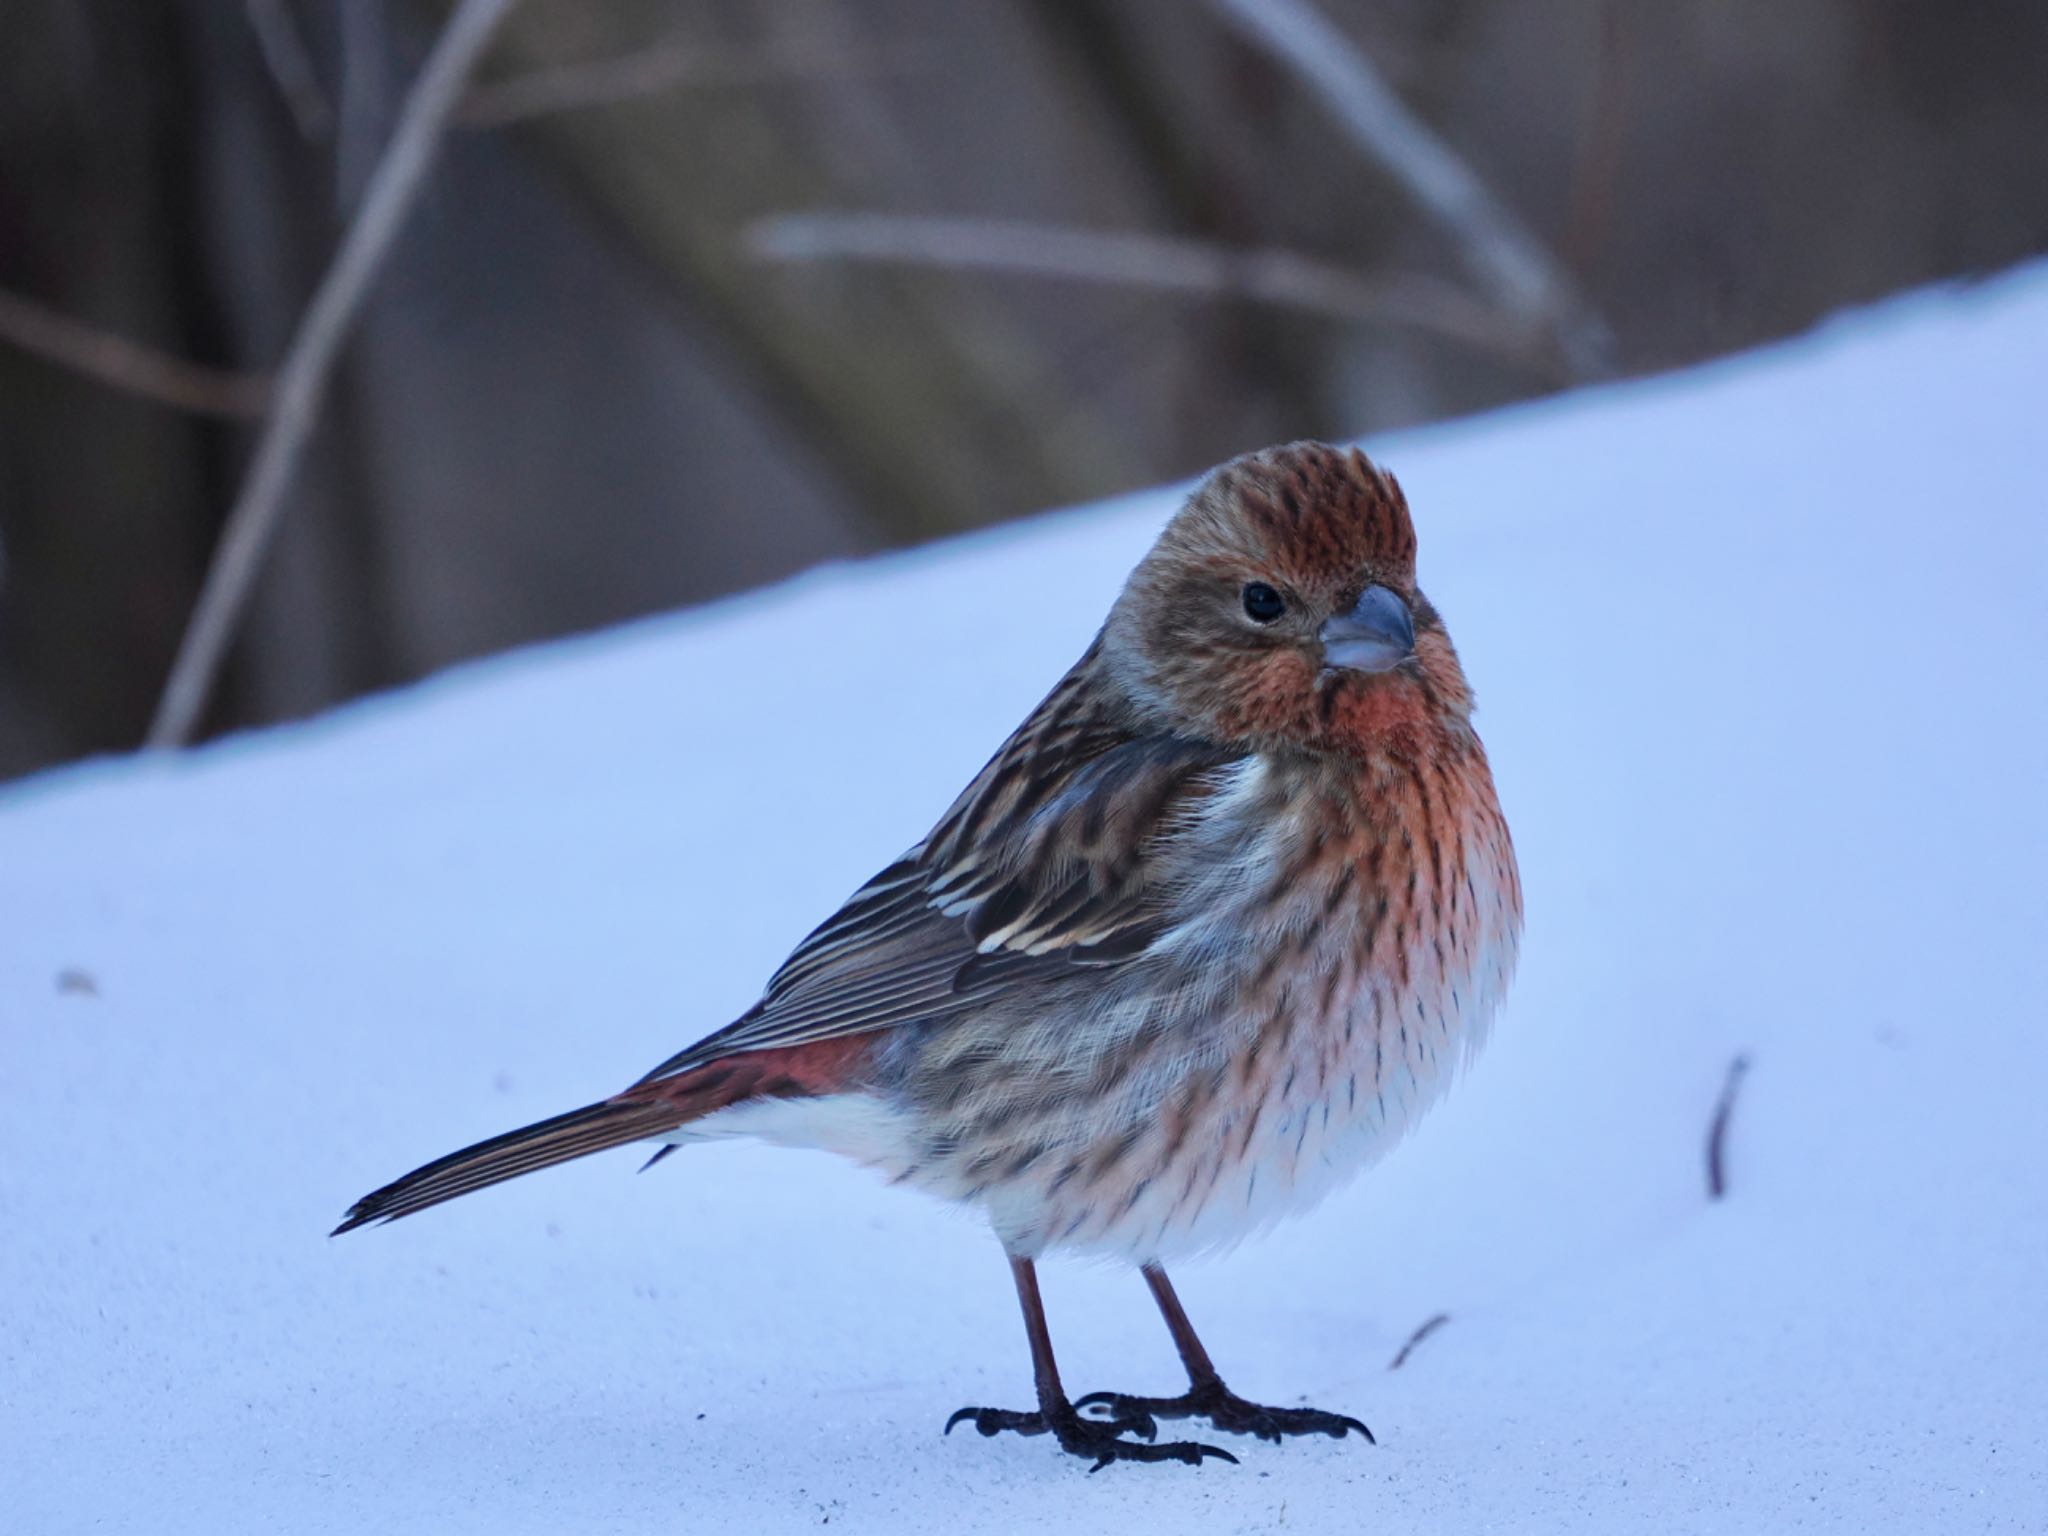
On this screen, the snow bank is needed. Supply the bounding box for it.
[4,266,2044,1533]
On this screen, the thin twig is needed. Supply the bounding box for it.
[146,0,522,752]
[458,40,928,129]
[748,213,1557,372]
[1706,1053,1751,1201]
[1388,1312,1450,1370]
[335,0,392,214]
[0,287,270,419]
[245,0,334,139]
[1563,0,1634,277]
[1207,0,1612,379]
[55,968,100,998]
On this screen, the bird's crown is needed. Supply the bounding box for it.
[1179,441,1416,589]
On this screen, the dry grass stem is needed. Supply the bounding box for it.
[147,0,523,751]
[1209,0,1612,378]
[749,213,1557,370]
[0,287,270,419]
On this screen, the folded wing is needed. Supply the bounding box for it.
[637,663,1243,1085]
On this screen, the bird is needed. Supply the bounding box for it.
[335,440,1522,1470]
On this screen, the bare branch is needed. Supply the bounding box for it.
[147,0,523,752]
[458,40,928,129]
[1564,0,1635,276]
[0,287,270,419]
[1706,1053,1751,1201]
[1208,0,1612,379]
[245,0,334,140]
[748,213,1559,372]
[1388,1312,1449,1370]
[335,0,393,213]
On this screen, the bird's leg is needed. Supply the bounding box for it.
[945,1254,1236,1470]
[1073,1264,1373,1445]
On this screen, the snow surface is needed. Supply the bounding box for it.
[6,267,2047,1535]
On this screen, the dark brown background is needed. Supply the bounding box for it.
[4,0,2044,778]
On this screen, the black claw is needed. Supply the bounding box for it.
[1070,1382,1373,1446]
[945,1405,1047,1439]
[1085,1439,1236,1473]
[1333,1414,1375,1445]
[945,1400,1235,1469]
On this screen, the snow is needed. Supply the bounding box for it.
[6,265,2047,1534]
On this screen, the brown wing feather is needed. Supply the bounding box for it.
[635,646,1242,1085]
[332,1098,686,1232]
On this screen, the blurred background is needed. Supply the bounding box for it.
[4,0,2045,780]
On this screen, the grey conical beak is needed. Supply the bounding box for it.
[1319,585,1415,674]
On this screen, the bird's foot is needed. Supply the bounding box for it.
[1073,1377,1372,1446]
[945,1401,1237,1471]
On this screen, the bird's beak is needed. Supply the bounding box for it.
[1319,585,1416,674]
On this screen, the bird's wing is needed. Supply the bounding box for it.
[634,695,1243,1084]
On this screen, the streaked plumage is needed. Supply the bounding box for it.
[338,441,1521,1469]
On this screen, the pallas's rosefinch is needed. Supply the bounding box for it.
[337,441,1522,1470]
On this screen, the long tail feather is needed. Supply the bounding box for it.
[335,1034,879,1237]
[333,1098,684,1234]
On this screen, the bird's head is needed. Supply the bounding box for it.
[1104,441,1476,759]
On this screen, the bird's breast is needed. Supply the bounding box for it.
[1151,744,1520,1251]
[966,742,1521,1261]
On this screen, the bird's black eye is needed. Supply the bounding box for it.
[1241,582,1286,623]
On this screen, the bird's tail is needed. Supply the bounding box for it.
[333,1034,878,1236]
[332,1097,688,1234]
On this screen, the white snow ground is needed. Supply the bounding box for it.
[5,266,2047,1536]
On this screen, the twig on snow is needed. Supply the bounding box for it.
[147,0,522,751]
[1388,1311,1450,1370]
[1706,1053,1751,1201]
